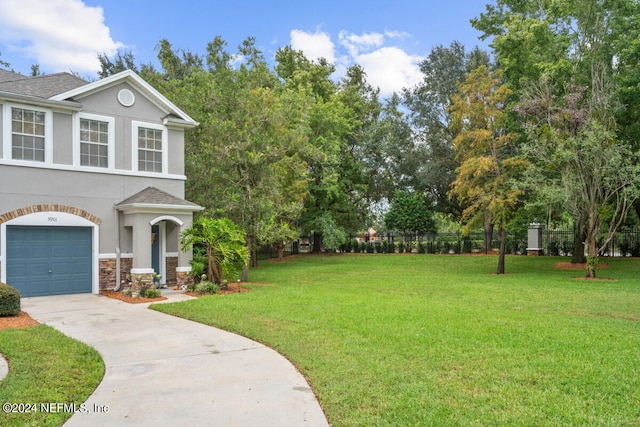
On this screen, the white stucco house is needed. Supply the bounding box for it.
[0,68,203,297]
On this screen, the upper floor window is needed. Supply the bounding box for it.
[74,113,114,170]
[134,122,166,173]
[11,107,45,162]
[80,118,109,167]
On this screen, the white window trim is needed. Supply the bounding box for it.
[2,102,53,164]
[131,120,168,174]
[73,112,115,170]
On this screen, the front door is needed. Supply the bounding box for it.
[151,224,160,285]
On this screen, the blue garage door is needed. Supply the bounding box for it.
[6,226,92,297]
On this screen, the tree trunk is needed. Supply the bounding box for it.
[483,211,494,254]
[208,246,223,285]
[497,226,506,275]
[277,245,284,261]
[585,229,597,278]
[313,231,323,253]
[571,217,587,264]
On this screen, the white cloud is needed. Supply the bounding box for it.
[289,29,422,97]
[338,30,384,57]
[0,0,123,73]
[355,47,423,97]
[290,29,335,64]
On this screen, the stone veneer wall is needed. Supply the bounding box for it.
[99,257,133,291]
[176,271,193,288]
[166,257,178,285]
[99,257,187,291]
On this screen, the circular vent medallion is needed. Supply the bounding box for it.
[117,88,135,107]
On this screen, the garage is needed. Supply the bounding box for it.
[6,225,93,297]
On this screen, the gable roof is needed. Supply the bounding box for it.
[0,71,87,98]
[116,187,203,213]
[51,70,198,127]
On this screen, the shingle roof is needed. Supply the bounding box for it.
[0,70,87,98]
[116,186,201,208]
[0,68,28,83]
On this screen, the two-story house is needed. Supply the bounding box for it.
[0,68,203,297]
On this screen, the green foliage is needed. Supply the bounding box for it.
[474,0,640,271]
[189,246,207,282]
[181,216,249,285]
[402,42,491,215]
[0,282,20,316]
[190,281,220,295]
[449,65,527,273]
[384,191,436,245]
[142,288,161,298]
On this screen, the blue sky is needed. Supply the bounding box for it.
[0,0,494,96]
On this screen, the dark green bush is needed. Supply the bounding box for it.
[0,282,21,316]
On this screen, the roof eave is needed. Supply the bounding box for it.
[0,91,82,111]
[116,203,204,214]
[163,116,199,129]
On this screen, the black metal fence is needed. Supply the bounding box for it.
[343,231,527,255]
[258,227,640,258]
[543,227,640,257]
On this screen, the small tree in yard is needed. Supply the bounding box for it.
[384,191,436,251]
[181,216,249,285]
[448,66,527,274]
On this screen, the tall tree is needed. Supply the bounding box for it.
[403,42,491,217]
[144,38,311,279]
[474,0,640,275]
[449,66,527,274]
[276,48,380,252]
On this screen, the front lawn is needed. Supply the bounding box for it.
[0,325,104,427]
[152,255,640,426]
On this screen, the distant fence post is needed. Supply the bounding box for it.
[527,223,544,256]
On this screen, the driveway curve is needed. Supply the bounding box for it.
[22,294,329,427]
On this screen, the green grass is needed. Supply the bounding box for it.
[0,325,104,427]
[152,255,640,426]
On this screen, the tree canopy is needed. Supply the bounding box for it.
[94,4,640,278]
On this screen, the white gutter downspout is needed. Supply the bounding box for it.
[114,205,122,291]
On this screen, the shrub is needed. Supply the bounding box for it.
[548,241,560,256]
[0,282,21,316]
[193,281,220,295]
[144,288,161,298]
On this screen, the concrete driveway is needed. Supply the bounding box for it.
[22,294,329,427]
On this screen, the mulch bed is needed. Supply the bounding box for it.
[555,262,615,281]
[101,291,168,304]
[102,281,251,303]
[185,280,250,297]
[555,262,609,270]
[0,311,39,330]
